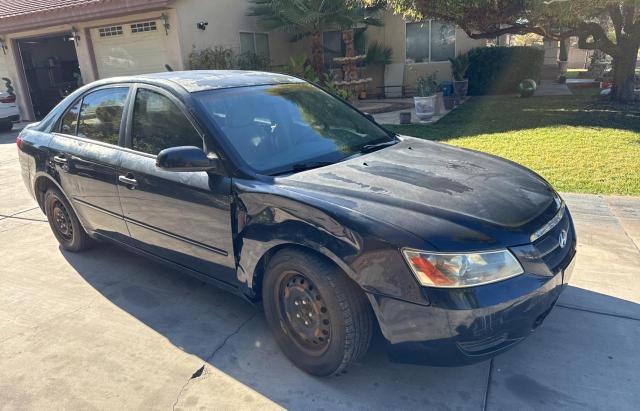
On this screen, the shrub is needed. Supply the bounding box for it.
[466,47,544,95]
[281,55,319,82]
[365,42,393,66]
[187,46,235,70]
[236,52,271,71]
[449,54,470,81]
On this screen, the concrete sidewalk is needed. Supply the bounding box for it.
[1,127,639,410]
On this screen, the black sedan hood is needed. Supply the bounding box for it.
[276,137,559,250]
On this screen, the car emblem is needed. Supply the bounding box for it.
[558,230,568,248]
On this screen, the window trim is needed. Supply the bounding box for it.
[404,20,457,64]
[55,84,132,149]
[58,97,82,136]
[239,31,270,57]
[130,21,158,34]
[98,25,124,38]
[123,84,207,158]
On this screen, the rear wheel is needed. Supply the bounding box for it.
[44,188,93,252]
[262,249,373,376]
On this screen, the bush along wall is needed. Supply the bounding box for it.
[466,47,544,95]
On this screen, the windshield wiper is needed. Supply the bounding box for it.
[271,161,335,176]
[359,140,398,153]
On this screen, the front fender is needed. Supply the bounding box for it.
[234,184,428,305]
[235,188,361,284]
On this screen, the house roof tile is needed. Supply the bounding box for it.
[0,0,172,34]
[0,0,104,20]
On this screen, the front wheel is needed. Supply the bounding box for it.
[44,188,93,252]
[262,249,373,376]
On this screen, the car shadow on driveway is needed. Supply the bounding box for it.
[60,243,640,410]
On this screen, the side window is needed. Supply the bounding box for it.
[77,87,129,145]
[60,101,81,135]
[131,89,202,155]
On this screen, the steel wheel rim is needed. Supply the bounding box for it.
[279,271,331,355]
[51,199,73,241]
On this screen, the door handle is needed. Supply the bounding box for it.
[118,174,138,189]
[53,155,68,165]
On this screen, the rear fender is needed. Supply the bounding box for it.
[32,171,90,234]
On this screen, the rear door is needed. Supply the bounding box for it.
[117,85,236,282]
[49,86,130,239]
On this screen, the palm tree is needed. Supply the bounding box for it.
[333,2,384,59]
[247,0,384,77]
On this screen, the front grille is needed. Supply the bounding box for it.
[533,211,575,274]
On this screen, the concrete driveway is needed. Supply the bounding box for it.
[1,126,639,410]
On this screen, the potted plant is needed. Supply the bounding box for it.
[558,40,569,83]
[449,53,470,104]
[414,73,438,122]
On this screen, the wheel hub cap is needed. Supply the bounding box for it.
[52,201,73,240]
[281,274,331,351]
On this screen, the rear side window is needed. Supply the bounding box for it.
[77,88,129,145]
[60,101,80,135]
[131,89,202,155]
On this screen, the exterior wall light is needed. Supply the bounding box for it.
[70,27,81,45]
[161,13,170,35]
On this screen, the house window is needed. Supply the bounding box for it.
[405,21,455,63]
[239,32,270,57]
[322,30,366,68]
[98,26,123,37]
[131,21,157,34]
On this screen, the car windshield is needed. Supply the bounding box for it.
[194,83,395,175]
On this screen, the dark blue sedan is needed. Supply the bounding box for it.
[17,71,576,376]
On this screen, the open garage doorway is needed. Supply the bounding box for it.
[17,33,82,119]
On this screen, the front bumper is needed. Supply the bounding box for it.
[368,253,576,366]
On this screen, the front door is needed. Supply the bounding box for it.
[49,86,130,239]
[117,85,236,283]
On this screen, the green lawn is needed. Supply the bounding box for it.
[385,95,640,196]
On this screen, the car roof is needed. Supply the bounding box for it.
[105,70,305,93]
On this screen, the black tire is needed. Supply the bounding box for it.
[0,121,12,132]
[44,188,93,252]
[262,249,373,376]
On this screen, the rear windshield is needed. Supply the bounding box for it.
[194,83,393,175]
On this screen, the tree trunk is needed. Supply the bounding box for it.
[310,30,325,80]
[610,41,639,103]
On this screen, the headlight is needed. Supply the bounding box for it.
[402,249,524,288]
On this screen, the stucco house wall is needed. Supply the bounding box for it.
[362,12,485,92]
[173,0,304,69]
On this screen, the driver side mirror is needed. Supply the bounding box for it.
[364,112,376,122]
[156,146,222,173]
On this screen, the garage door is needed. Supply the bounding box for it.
[91,19,168,79]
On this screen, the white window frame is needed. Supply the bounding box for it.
[239,32,270,57]
[98,25,124,38]
[130,21,158,34]
[404,20,457,64]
